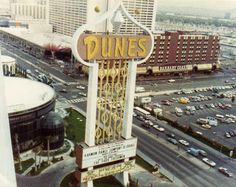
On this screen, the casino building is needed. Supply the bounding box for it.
[5,77,64,154]
[137,31,221,76]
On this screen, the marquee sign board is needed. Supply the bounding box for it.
[75,160,135,183]
[76,138,137,169]
[76,34,152,60]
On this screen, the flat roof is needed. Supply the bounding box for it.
[0,27,72,48]
[0,55,15,63]
[4,77,55,113]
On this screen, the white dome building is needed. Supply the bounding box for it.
[4,77,63,154]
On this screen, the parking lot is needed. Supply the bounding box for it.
[149,83,236,149]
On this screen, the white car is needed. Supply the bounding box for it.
[153,125,165,132]
[76,85,86,90]
[202,158,216,167]
[179,139,189,146]
[79,92,87,97]
[196,131,203,135]
[168,79,175,83]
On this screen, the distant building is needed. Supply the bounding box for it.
[137,31,220,76]
[224,12,231,19]
[119,0,158,34]
[0,55,16,76]
[10,0,47,22]
[49,0,158,36]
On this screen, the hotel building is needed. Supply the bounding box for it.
[48,0,158,36]
[137,31,220,75]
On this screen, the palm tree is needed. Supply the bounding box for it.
[44,43,62,60]
[14,134,22,171]
[38,144,43,168]
[32,146,41,171]
[45,136,52,164]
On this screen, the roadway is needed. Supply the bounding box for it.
[133,125,235,187]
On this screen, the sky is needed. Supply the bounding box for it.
[1,0,236,10]
[158,0,236,10]
[0,0,9,9]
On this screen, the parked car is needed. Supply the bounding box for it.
[199,105,204,109]
[166,133,175,138]
[187,148,199,157]
[206,117,218,126]
[60,89,67,93]
[202,124,211,129]
[196,131,203,135]
[76,85,86,90]
[167,138,178,145]
[202,158,216,167]
[225,132,231,138]
[199,150,207,157]
[229,131,235,137]
[141,122,151,129]
[179,139,189,146]
[153,125,165,132]
[218,167,233,177]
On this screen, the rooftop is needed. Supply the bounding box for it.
[0,27,72,48]
[0,55,15,63]
[4,77,55,113]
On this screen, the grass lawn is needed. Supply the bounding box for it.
[29,161,50,176]
[39,139,71,157]
[135,156,154,172]
[64,108,86,144]
[15,158,35,174]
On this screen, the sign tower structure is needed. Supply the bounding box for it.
[0,49,17,187]
[71,1,154,186]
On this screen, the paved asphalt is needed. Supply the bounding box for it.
[133,125,236,187]
[2,41,236,186]
[151,88,236,149]
[16,158,76,187]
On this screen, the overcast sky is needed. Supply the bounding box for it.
[0,0,9,8]
[158,0,236,10]
[1,0,236,11]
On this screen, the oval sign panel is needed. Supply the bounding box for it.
[76,33,152,61]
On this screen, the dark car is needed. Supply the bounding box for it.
[199,150,207,157]
[142,123,150,129]
[233,130,236,135]
[229,131,235,137]
[167,138,178,145]
[166,133,175,138]
[60,89,67,93]
[218,167,233,177]
[205,104,211,108]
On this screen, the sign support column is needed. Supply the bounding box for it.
[122,60,137,139]
[84,61,98,147]
[0,49,17,187]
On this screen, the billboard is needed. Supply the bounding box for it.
[76,34,152,60]
[75,160,135,183]
[76,138,137,169]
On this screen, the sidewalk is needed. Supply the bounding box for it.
[19,139,74,176]
[131,150,188,187]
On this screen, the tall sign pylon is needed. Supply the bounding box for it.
[71,1,154,186]
[0,49,17,187]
